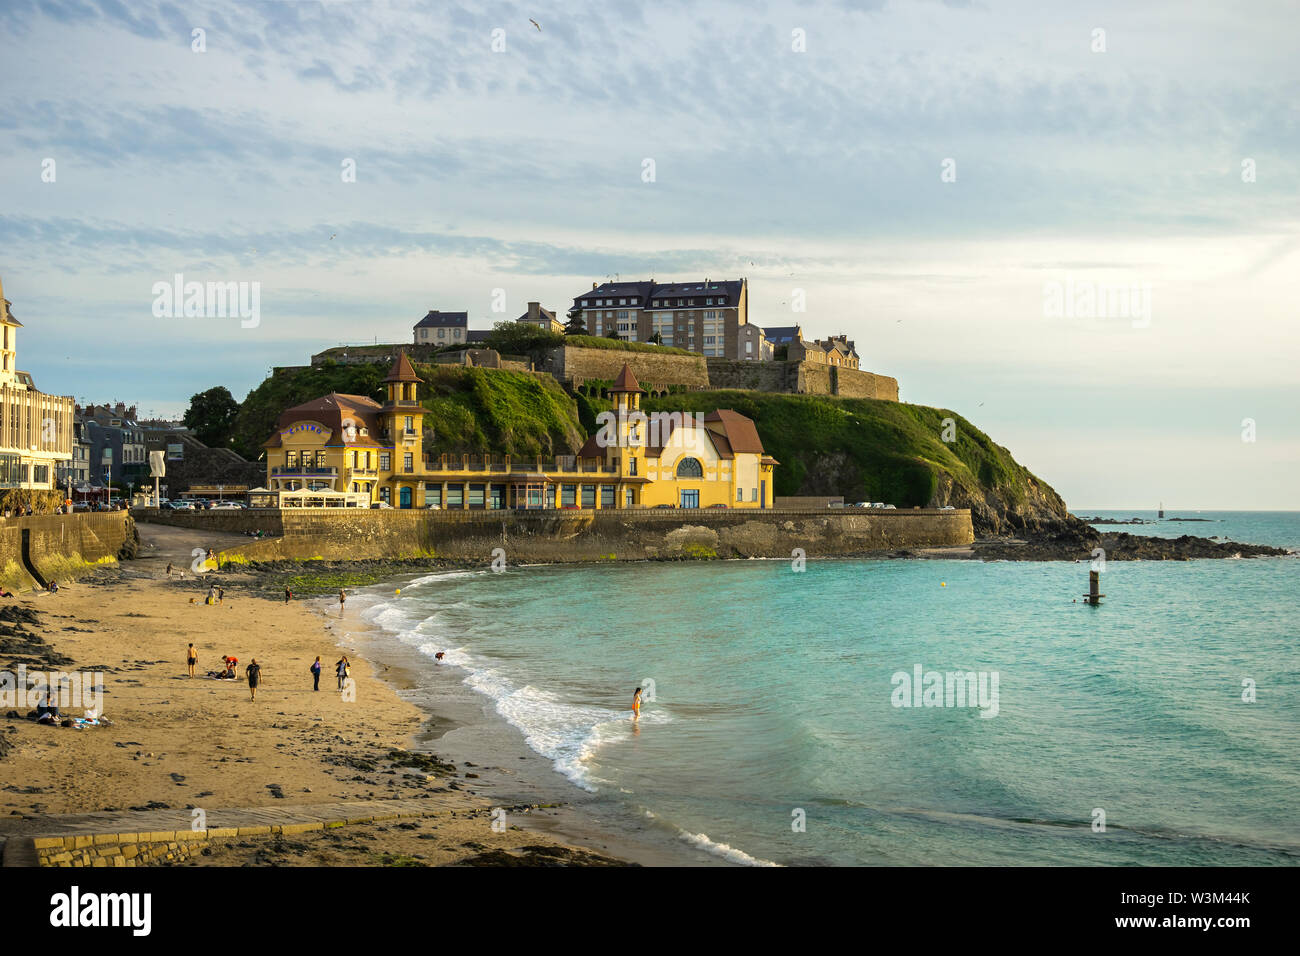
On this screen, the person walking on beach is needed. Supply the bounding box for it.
[166,562,173,577]
[186,643,197,679]
[631,687,643,721]
[311,656,322,691]
[338,589,346,614]
[217,585,225,604]
[246,658,262,701]
[335,655,350,691]
[284,586,293,604]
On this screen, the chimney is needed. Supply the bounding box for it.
[527,301,540,321]
[592,282,597,290]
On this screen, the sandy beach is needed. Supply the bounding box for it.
[0,523,637,866]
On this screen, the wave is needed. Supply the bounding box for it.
[675,828,781,867]
[412,642,667,792]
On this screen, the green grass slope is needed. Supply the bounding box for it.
[234,362,584,461]
[630,391,1071,533]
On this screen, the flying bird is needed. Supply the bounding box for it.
[529,18,541,30]
[329,233,337,240]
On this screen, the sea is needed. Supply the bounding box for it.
[342,510,1300,866]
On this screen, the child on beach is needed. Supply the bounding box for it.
[311,656,321,691]
[338,589,346,613]
[187,643,197,678]
[284,587,293,603]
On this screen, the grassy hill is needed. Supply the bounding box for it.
[593,391,1072,533]
[235,362,1069,533]
[233,362,584,461]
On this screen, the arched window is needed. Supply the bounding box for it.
[676,457,703,478]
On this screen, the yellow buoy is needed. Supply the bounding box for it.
[395,589,401,595]
[940,582,946,587]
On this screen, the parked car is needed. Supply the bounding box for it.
[853,502,872,508]
[882,503,897,509]
[170,501,195,511]
[71,501,91,512]
[653,504,675,509]
[371,501,392,509]
[707,503,729,509]
[424,503,441,510]
[211,502,244,510]
[940,505,956,511]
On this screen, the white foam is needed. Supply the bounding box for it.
[676,830,781,867]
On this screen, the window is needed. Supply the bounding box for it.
[403,453,413,473]
[489,484,505,509]
[561,484,576,506]
[625,488,634,508]
[630,297,638,304]
[746,341,753,354]
[581,300,588,307]
[752,488,758,501]
[286,451,298,468]
[438,329,445,338]
[618,310,628,320]
[600,485,615,508]
[676,457,703,478]
[737,487,743,501]
[379,453,391,471]
[468,484,485,508]
[425,486,441,507]
[680,489,699,508]
[629,457,637,476]
[447,484,464,508]
[404,416,414,431]
[619,298,627,305]
[380,486,391,503]
[581,485,596,508]
[316,451,328,469]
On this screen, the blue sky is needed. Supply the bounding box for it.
[0,0,1296,508]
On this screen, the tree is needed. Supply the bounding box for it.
[648,331,663,346]
[564,309,586,335]
[483,321,565,355]
[184,386,240,448]
[606,326,620,339]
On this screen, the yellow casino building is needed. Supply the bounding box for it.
[264,355,776,510]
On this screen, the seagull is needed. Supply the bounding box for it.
[529,18,541,30]
[329,233,337,240]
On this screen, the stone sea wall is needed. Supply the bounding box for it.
[0,513,136,590]
[706,359,899,400]
[138,507,973,563]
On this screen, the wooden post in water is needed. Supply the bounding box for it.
[1084,570,1105,606]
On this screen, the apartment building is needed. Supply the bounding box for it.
[571,278,754,359]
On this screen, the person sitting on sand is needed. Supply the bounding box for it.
[35,692,61,724]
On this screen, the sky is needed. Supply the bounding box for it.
[0,0,1296,509]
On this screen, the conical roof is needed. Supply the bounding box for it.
[385,352,420,383]
[610,363,643,393]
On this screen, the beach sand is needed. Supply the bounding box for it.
[0,523,635,866]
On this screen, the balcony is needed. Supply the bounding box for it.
[272,466,338,476]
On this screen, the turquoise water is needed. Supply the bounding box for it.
[355,512,1300,865]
